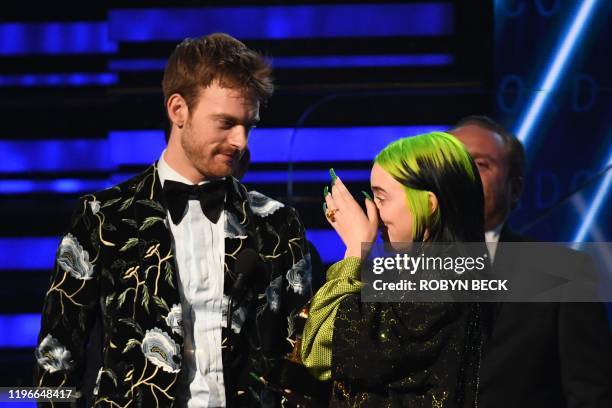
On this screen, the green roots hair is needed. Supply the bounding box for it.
[374,131,484,242]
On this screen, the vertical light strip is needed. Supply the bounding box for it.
[573,148,612,243]
[515,0,599,147]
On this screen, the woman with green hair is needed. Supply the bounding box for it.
[301,131,487,407]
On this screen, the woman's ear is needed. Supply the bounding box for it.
[166,93,189,129]
[427,192,439,215]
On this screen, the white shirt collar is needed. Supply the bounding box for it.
[485,223,503,244]
[157,150,196,187]
[485,223,504,262]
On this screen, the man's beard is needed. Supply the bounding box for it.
[180,124,238,179]
[180,127,214,178]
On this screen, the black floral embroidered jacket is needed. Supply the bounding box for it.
[34,164,312,407]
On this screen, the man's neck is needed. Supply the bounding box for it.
[163,139,204,184]
[158,150,194,186]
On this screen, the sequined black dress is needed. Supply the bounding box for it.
[330,299,483,407]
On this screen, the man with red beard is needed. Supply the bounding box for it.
[35,33,312,407]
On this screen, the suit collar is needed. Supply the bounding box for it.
[131,163,181,302]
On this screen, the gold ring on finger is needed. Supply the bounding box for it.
[325,208,339,222]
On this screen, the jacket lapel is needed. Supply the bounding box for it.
[102,163,184,404]
[490,224,528,317]
[127,171,266,400]
[121,164,182,334]
[129,170,261,334]
[132,163,182,319]
[223,177,261,294]
[495,224,527,274]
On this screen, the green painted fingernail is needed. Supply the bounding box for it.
[362,191,373,201]
[329,168,338,184]
[323,186,329,197]
[322,203,327,213]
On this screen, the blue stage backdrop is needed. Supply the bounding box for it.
[0,0,609,388]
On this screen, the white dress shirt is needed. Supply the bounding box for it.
[485,223,503,263]
[157,151,226,407]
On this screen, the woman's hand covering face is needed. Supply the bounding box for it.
[324,175,379,259]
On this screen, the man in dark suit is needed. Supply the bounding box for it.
[450,116,612,407]
[35,33,312,407]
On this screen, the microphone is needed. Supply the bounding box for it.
[227,249,268,334]
[231,248,263,299]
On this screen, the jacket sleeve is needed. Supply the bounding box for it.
[280,207,313,335]
[34,196,102,404]
[301,257,363,381]
[558,253,612,407]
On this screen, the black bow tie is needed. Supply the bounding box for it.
[162,179,226,225]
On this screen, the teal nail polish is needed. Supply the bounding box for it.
[322,203,327,213]
[323,186,329,197]
[362,191,373,201]
[329,168,338,184]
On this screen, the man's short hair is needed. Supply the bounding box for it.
[452,115,525,181]
[162,33,274,111]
